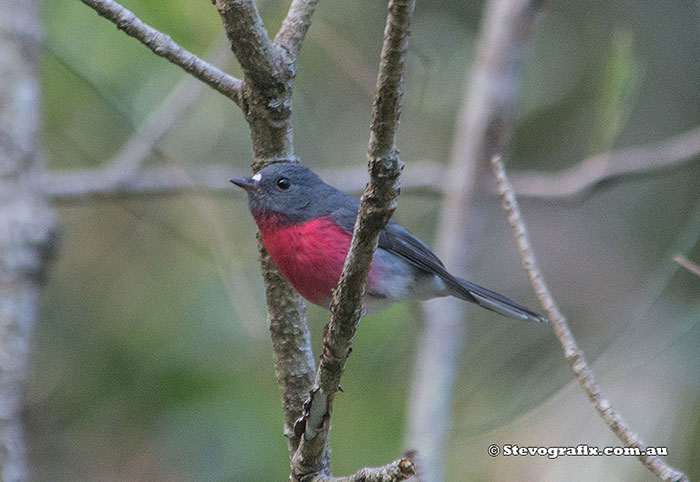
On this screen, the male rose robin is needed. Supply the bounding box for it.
[232,163,545,322]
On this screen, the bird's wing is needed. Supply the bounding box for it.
[329,205,547,323]
[329,206,448,276]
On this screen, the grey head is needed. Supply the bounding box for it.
[231,163,349,223]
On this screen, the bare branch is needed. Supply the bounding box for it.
[40,123,700,202]
[99,39,232,187]
[42,164,227,201]
[275,0,321,61]
[367,0,414,158]
[262,248,317,456]
[79,0,242,105]
[214,0,290,91]
[490,155,689,482]
[213,0,314,461]
[0,1,57,480]
[43,116,700,201]
[511,126,700,199]
[316,458,416,482]
[405,1,543,479]
[290,0,416,477]
[673,254,700,278]
[39,162,435,201]
[213,0,296,165]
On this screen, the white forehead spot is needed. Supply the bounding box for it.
[252,173,262,182]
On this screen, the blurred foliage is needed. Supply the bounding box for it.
[30,0,700,481]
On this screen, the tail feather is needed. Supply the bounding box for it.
[449,276,547,323]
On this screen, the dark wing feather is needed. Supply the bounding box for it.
[329,205,466,291]
[329,205,546,323]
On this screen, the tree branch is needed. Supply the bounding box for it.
[510,126,700,199]
[42,123,700,202]
[405,1,543,480]
[490,155,689,482]
[214,0,297,165]
[79,0,243,105]
[0,1,58,480]
[99,39,232,188]
[213,0,318,461]
[275,0,321,61]
[316,458,416,482]
[290,0,416,478]
[41,163,435,202]
[214,0,290,92]
[673,254,700,278]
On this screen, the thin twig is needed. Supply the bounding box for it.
[290,0,416,478]
[511,126,700,199]
[405,1,543,480]
[79,0,242,105]
[316,458,416,482]
[101,39,232,187]
[275,0,321,61]
[673,254,700,278]
[490,154,689,482]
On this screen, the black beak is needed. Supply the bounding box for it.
[230,177,258,191]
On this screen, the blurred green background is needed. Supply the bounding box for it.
[31,0,700,481]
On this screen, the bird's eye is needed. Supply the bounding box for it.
[276,177,291,190]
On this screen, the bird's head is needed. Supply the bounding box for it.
[231,163,333,223]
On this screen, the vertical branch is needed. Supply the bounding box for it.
[214,0,321,459]
[490,155,689,482]
[290,0,416,478]
[214,0,296,167]
[404,1,543,480]
[0,1,57,481]
[262,251,316,455]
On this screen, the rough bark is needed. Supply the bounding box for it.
[316,458,415,482]
[0,1,57,481]
[214,0,297,167]
[213,0,318,459]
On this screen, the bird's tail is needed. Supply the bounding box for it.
[449,276,547,323]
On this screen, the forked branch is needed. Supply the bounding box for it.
[214,0,290,91]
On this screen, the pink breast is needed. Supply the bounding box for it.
[257,215,372,307]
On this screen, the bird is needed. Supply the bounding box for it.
[231,163,546,323]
